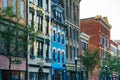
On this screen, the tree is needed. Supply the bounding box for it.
[79,48,100,80]
[100,52,120,79]
[0,6,35,80]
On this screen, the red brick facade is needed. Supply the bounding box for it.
[80,16,111,80]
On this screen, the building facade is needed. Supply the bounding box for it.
[50,0,66,80]
[110,40,118,56]
[28,0,51,80]
[64,0,81,80]
[79,32,90,80]
[0,0,27,80]
[80,15,112,80]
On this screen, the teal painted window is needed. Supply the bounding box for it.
[82,42,87,50]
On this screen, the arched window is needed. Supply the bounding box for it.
[58,50,60,63]
[62,34,64,44]
[58,32,60,43]
[53,30,56,41]
[53,49,56,61]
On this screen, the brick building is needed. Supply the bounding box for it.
[80,15,112,80]
[0,0,27,80]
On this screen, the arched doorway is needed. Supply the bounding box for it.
[38,68,43,80]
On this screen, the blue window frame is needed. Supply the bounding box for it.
[3,0,8,9]
[20,0,25,19]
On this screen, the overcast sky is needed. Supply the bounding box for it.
[80,0,120,40]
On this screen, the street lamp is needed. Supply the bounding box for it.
[105,65,108,80]
[75,57,78,80]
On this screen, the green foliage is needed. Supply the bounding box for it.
[0,5,36,60]
[79,48,100,75]
[100,52,120,75]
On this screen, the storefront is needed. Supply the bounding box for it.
[0,70,26,80]
[66,66,81,80]
[29,64,51,80]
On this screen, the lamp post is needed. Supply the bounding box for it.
[75,57,78,80]
[105,65,108,80]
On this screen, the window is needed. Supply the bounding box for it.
[30,0,34,3]
[70,46,72,60]
[45,16,49,35]
[54,10,62,22]
[29,7,34,27]
[20,72,25,80]
[45,0,49,12]
[3,0,8,9]
[62,52,64,63]
[12,0,16,14]
[66,0,68,18]
[100,35,102,45]
[66,27,69,39]
[36,11,43,32]
[76,31,79,41]
[82,42,87,50]
[66,45,68,58]
[73,47,75,58]
[38,0,42,7]
[70,27,72,39]
[62,34,64,44]
[37,41,44,58]
[58,32,60,43]
[30,42,34,55]
[104,38,106,48]
[53,30,56,41]
[53,49,56,60]
[20,0,25,19]
[29,72,38,80]
[46,43,49,58]
[73,2,75,22]
[58,51,60,63]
